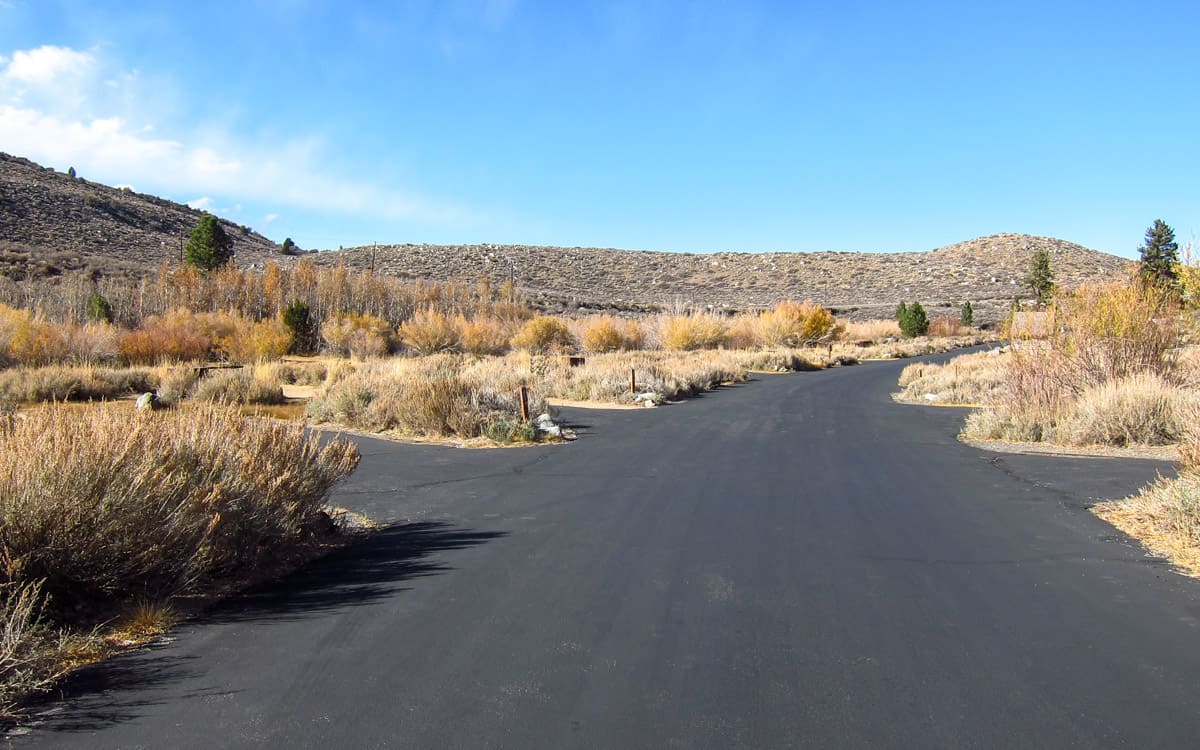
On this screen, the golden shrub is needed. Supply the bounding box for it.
[581,317,624,353]
[398,310,461,355]
[511,316,575,353]
[660,313,730,351]
[457,315,511,356]
[754,300,835,347]
[321,312,393,358]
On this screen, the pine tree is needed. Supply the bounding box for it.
[1024,249,1055,308]
[960,301,974,327]
[897,300,928,337]
[86,292,113,324]
[282,299,316,354]
[1138,219,1179,289]
[185,215,233,272]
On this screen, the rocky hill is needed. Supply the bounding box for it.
[318,235,1131,322]
[1,152,1132,322]
[0,152,284,280]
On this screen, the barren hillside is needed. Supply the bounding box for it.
[1,152,1131,323]
[0,152,284,280]
[318,236,1131,322]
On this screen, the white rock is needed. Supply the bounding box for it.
[534,413,562,437]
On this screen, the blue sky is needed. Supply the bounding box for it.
[1,1,1196,258]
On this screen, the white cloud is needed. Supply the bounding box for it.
[262,213,281,230]
[3,46,92,85]
[0,45,471,227]
[187,196,213,210]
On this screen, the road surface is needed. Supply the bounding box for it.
[9,351,1200,749]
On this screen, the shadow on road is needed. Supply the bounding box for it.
[12,521,505,737]
[206,521,508,624]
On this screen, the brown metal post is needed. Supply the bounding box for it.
[630,368,636,394]
[519,385,530,421]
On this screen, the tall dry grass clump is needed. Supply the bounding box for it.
[927,316,972,338]
[1058,372,1193,446]
[841,319,902,342]
[0,404,359,604]
[0,365,157,404]
[0,581,63,719]
[896,351,1007,405]
[0,403,358,714]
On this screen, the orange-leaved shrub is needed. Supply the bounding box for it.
[119,309,213,364]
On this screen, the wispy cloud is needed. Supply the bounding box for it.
[0,44,472,226]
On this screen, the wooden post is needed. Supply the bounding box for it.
[630,368,636,394]
[519,385,530,421]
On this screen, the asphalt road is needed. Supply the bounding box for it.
[10,352,1200,749]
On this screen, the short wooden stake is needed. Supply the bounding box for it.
[630,368,637,394]
[519,385,530,421]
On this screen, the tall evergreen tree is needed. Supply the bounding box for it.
[1024,249,1055,308]
[1138,219,1179,288]
[185,214,233,271]
[896,300,929,337]
[960,301,974,327]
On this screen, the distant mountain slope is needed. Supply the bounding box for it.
[317,235,1131,320]
[0,152,283,279]
[0,152,1131,321]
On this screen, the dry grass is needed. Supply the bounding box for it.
[0,403,359,719]
[0,364,156,404]
[189,367,287,406]
[0,403,359,601]
[306,355,547,441]
[961,282,1193,447]
[896,350,1007,405]
[1094,473,1200,577]
[659,313,730,351]
[840,318,902,342]
[0,582,64,719]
